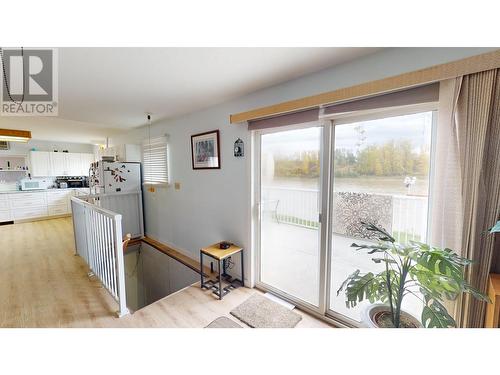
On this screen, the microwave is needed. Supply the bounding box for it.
[20,178,46,191]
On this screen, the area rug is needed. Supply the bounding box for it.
[230,294,302,328]
[205,316,242,328]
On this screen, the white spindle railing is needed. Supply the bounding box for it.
[81,192,144,239]
[261,186,428,242]
[71,196,129,317]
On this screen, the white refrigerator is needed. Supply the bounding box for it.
[90,161,142,194]
[89,161,144,238]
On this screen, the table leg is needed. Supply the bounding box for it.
[218,259,222,300]
[240,250,244,287]
[200,251,204,288]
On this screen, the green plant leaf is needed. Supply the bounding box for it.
[489,220,500,233]
[351,243,389,254]
[339,272,380,307]
[410,267,461,301]
[421,298,456,328]
[360,221,395,242]
[371,258,397,264]
[337,222,491,328]
[415,250,463,279]
[463,282,491,303]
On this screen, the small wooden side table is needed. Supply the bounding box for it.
[485,273,500,328]
[200,242,244,300]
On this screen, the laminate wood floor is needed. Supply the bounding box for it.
[0,217,332,328]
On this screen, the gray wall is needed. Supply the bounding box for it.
[124,243,199,312]
[111,47,498,287]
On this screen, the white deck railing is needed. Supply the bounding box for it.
[262,186,428,242]
[71,195,129,317]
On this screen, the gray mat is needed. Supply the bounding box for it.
[205,316,242,328]
[230,294,302,328]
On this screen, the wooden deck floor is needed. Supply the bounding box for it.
[0,217,331,328]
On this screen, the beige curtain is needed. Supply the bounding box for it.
[430,78,464,318]
[454,69,500,328]
[431,78,463,252]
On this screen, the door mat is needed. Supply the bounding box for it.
[230,294,302,328]
[205,316,242,328]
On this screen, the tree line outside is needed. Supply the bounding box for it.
[273,140,430,179]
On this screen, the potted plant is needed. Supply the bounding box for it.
[337,222,490,328]
[490,220,500,234]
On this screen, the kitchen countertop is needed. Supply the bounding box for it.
[0,188,90,194]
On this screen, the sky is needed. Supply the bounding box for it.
[262,111,433,156]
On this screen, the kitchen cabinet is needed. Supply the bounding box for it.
[0,194,11,221]
[49,152,69,176]
[0,189,85,223]
[9,192,48,220]
[66,153,82,175]
[79,153,94,176]
[97,147,116,160]
[29,151,94,177]
[46,189,73,214]
[115,144,141,162]
[29,151,51,177]
[97,144,140,162]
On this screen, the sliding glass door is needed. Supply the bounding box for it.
[327,111,434,324]
[255,109,436,325]
[258,126,323,307]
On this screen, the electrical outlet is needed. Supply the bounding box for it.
[174,182,181,190]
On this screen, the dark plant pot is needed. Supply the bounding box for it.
[362,304,422,328]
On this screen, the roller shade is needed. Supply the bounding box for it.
[247,108,319,131]
[323,82,439,115]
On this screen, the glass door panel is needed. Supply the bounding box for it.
[259,126,322,306]
[328,111,434,323]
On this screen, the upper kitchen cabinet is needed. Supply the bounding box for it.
[97,144,141,162]
[115,144,141,162]
[65,153,84,175]
[29,151,51,177]
[29,151,94,177]
[78,153,94,176]
[49,152,69,176]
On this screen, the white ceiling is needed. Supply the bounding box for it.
[58,48,381,127]
[3,48,382,143]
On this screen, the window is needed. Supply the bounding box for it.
[142,136,169,184]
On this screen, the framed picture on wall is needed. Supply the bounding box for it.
[191,130,221,169]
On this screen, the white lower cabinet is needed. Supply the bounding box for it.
[0,210,11,221]
[0,189,77,222]
[48,204,70,216]
[0,195,10,221]
[46,190,73,214]
[13,207,49,220]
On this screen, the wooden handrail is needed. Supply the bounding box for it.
[122,233,131,252]
[132,236,214,277]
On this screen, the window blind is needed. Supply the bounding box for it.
[247,108,319,131]
[142,136,168,184]
[323,83,439,115]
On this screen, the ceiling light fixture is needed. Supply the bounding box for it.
[0,129,32,143]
